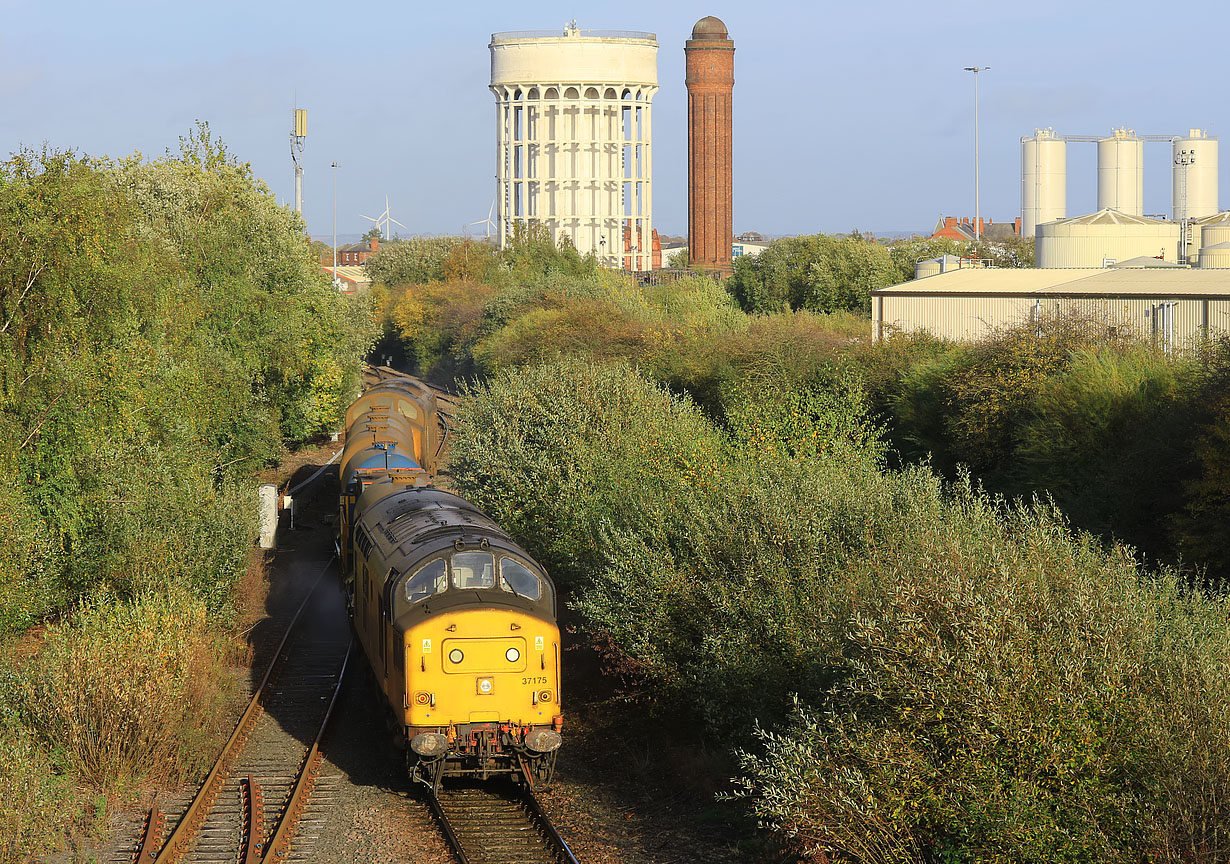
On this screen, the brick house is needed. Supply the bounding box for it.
[336,237,379,266]
[932,216,1021,242]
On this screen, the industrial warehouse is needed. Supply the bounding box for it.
[871,266,1230,346]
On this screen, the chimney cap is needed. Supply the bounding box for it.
[690,16,728,40]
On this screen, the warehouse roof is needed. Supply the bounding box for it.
[872,267,1230,299]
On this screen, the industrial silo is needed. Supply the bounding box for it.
[1036,210,1179,268]
[914,254,962,279]
[1097,128,1144,215]
[1199,222,1230,247]
[1021,128,1066,239]
[1172,129,1219,221]
[1198,241,1230,268]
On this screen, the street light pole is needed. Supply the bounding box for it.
[964,66,990,245]
[331,162,339,280]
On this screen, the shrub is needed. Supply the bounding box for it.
[0,719,76,862]
[1174,339,1230,583]
[12,590,234,788]
[365,236,465,286]
[1012,344,1199,556]
[447,358,729,586]
[729,486,1230,862]
[450,353,1230,862]
[727,233,896,314]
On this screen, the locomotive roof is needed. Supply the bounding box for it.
[356,484,512,558]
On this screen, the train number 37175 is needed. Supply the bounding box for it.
[522,676,549,685]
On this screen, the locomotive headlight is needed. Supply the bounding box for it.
[449,649,464,664]
[505,647,520,663]
[411,732,449,756]
[476,677,494,695]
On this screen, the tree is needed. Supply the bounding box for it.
[667,248,689,269]
[365,236,464,285]
[727,233,898,315]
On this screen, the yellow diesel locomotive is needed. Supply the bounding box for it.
[338,373,563,790]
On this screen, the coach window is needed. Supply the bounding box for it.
[404,558,448,604]
[452,551,496,589]
[499,558,542,601]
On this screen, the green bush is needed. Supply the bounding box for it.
[1174,339,1230,582]
[0,719,76,863]
[0,131,372,631]
[730,486,1230,863]
[364,236,465,286]
[727,233,896,314]
[1012,345,1198,556]
[12,590,234,789]
[447,358,729,586]
[450,357,1230,862]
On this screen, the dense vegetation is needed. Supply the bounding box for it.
[0,128,374,857]
[372,230,1230,862]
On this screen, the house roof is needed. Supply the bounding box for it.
[873,266,1230,299]
[323,265,372,285]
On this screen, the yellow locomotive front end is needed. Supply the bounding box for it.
[405,602,563,788]
[348,483,563,790]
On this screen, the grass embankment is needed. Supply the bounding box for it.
[369,231,1230,861]
[0,130,373,860]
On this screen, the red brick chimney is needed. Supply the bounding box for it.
[686,16,735,275]
[369,237,379,252]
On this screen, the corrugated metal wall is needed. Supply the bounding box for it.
[877,294,1230,346]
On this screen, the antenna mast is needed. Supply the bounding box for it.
[291,108,307,214]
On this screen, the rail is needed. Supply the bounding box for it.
[133,560,348,863]
[428,783,580,864]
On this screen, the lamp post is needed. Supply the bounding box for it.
[331,162,339,282]
[964,66,990,245]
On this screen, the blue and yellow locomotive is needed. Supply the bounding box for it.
[338,372,562,790]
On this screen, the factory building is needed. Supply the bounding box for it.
[489,24,658,271]
[871,267,1230,347]
[685,16,735,275]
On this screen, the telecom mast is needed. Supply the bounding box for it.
[291,108,307,214]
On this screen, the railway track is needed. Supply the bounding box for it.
[120,564,351,864]
[428,781,580,864]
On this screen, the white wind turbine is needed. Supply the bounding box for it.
[360,195,407,240]
[468,200,496,240]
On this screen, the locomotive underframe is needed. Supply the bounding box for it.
[409,722,559,792]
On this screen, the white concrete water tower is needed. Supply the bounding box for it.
[1021,128,1067,238]
[1097,128,1144,215]
[489,24,659,270]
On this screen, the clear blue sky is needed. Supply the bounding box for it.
[4,0,1226,239]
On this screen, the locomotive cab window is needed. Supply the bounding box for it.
[404,558,448,604]
[452,551,495,589]
[499,558,542,601]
